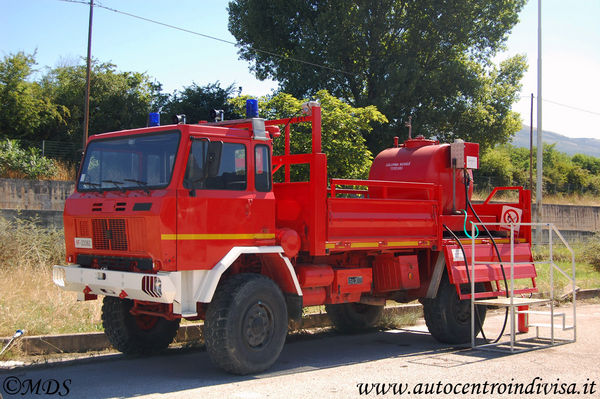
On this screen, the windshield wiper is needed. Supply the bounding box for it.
[102,180,126,192]
[124,179,151,194]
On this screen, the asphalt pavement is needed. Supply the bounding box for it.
[0,302,598,399]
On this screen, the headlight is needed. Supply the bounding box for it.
[141,275,162,298]
[53,267,66,287]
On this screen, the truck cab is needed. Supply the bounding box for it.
[67,120,278,271]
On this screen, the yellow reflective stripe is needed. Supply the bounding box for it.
[456,238,521,245]
[326,240,423,249]
[350,242,379,248]
[161,233,275,240]
[388,241,420,247]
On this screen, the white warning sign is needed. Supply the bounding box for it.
[500,205,522,233]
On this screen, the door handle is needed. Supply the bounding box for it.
[245,198,253,216]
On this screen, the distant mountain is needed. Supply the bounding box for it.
[512,126,600,158]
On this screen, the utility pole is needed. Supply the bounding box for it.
[83,0,94,151]
[529,93,534,191]
[535,0,543,243]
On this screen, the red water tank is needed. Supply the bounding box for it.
[369,137,474,214]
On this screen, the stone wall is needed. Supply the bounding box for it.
[0,178,74,211]
[534,203,600,233]
[0,209,64,229]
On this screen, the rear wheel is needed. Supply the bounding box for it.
[325,303,384,333]
[101,297,180,354]
[204,274,288,375]
[422,277,487,344]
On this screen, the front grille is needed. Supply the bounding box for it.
[79,220,90,237]
[92,219,129,251]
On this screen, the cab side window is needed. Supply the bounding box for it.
[184,140,247,191]
[255,145,271,192]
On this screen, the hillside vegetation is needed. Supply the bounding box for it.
[475,143,600,198]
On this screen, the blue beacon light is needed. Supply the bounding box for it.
[246,99,259,118]
[149,112,160,127]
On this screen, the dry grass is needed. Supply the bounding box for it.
[50,161,78,181]
[0,217,102,337]
[542,193,600,206]
[376,309,421,330]
[1,160,77,182]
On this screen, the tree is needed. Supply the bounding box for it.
[572,153,600,175]
[228,0,527,153]
[160,82,242,124]
[476,145,516,188]
[0,52,67,140]
[229,90,387,180]
[40,59,160,144]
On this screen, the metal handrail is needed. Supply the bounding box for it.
[470,222,576,352]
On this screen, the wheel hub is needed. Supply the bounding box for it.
[453,298,471,324]
[135,314,159,331]
[244,302,273,348]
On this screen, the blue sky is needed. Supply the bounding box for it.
[1,0,599,139]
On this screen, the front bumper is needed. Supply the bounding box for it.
[53,265,177,304]
[52,246,300,318]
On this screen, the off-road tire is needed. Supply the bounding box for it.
[422,277,487,344]
[101,296,180,355]
[204,274,288,375]
[325,303,384,333]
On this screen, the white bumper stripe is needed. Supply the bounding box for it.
[53,266,177,303]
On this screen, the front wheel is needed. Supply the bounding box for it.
[102,297,180,354]
[204,274,288,375]
[422,277,487,344]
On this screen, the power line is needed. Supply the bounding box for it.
[57,0,353,76]
[520,95,600,116]
[542,99,600,116]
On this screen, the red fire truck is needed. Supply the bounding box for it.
[53,102,537,374]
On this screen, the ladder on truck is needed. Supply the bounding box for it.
[470,222,576,353]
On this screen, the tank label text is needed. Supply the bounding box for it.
[385,161,411,171]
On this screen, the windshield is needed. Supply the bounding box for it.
[78,131,180,192]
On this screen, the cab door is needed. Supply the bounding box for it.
[175,138,275,270]
[250,142,276,242]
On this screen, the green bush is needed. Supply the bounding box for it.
[0,139,57,179]
[582,234,600,271]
